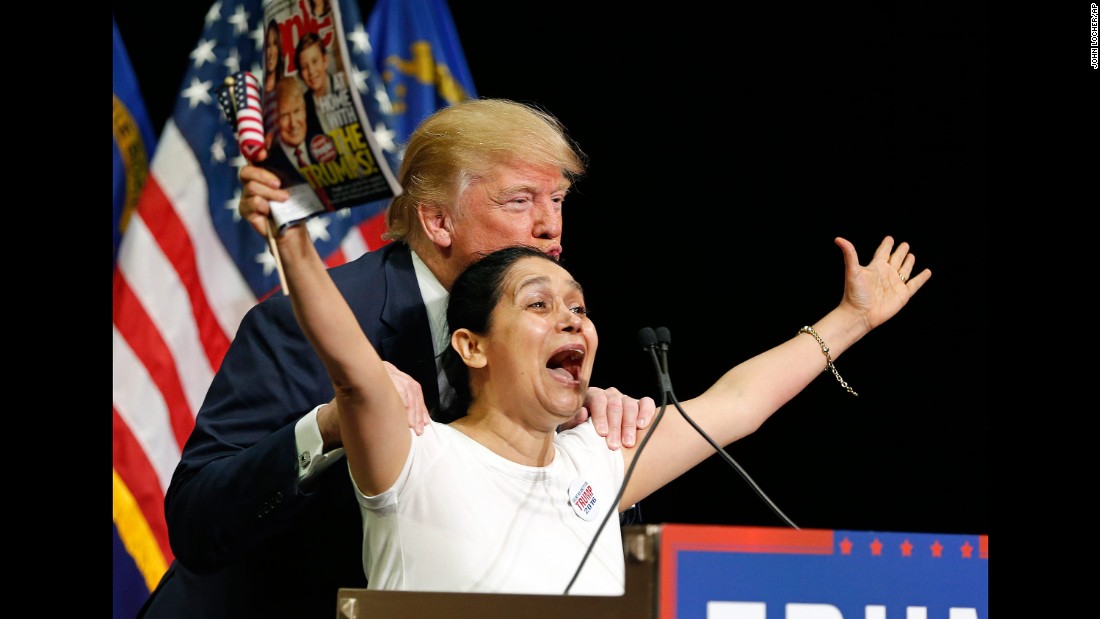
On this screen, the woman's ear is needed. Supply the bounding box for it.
[451,329,487,368]
[417,203,453,248]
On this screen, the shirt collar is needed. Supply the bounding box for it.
[410,248,449,356]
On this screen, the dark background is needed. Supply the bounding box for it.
[114,1,987,536]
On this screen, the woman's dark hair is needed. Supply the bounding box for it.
[437,245,555,422]
[265,20,285,80]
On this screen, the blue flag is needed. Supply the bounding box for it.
[366,0,478,145]
[112,18,157,269]
[112,20,159,617]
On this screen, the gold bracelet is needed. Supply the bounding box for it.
[798,326,858,397]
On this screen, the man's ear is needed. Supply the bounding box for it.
[451,329,487,368]
[417,203,452,248]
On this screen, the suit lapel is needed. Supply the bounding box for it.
[378,244,442,414]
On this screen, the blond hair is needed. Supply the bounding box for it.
[382,98,586,242]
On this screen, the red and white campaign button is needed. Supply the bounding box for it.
[309,134,337,163]
[568,479,599,522]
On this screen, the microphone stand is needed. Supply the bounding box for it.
[565,326,800,595]
[563,328,671,594]
[654,327,799,529]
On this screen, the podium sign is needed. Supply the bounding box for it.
[337,524,987,619]
[659,524,988,619]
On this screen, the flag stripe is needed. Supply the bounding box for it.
[132,182,230,382]
[143,135,236,374]
[113,272,199,451]
[114,326,186,488]
[325,247,347,267]
[336,229,365,263]
[356,211,389,251]
[113,466,170,589]
[113,405,174,562]
[116,200,215,424]
[152,122,258,339]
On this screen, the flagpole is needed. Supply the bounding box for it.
[266,217,290,296]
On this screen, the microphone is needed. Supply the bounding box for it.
[567,325,800,595]
[639,327,671,395]
[643,327,801,530]
[566,328,670,594]
[654,326,671,379]
[655,326,670,351]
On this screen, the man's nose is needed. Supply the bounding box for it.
[532,201,562,239]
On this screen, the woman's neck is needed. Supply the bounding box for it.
[450,410,557,467]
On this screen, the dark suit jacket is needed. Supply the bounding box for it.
[263,138,308,187]
[304,87,327,138]
[139,242,441,618]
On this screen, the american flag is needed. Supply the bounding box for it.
[112,0,475,613]
[215,71,265,162]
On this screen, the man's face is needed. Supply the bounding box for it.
[276,89,307,148]
[299,44,329,96]
[448,162,568,263]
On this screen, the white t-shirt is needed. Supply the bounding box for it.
[354,420,627,595]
